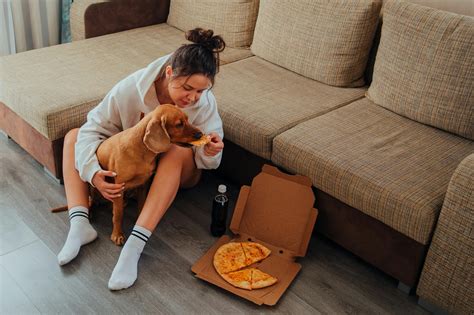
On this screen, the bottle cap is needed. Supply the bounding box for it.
[218,184,227,194]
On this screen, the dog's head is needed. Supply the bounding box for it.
[143,104,203,153]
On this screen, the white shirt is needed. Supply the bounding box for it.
[75,54,224,184]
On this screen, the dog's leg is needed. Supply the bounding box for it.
[111,196,125,246]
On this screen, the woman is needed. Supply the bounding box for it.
[57,28,225,290]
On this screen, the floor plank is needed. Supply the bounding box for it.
[0,200,38,256]
[0,264,40,314]
[0,135,429,314]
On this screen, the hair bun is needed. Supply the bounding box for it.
[186,28,225,53]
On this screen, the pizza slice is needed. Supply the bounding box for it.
[190,135,211,147]
[213,242,247,275]
[241,242,271,266]
[251,268,278,289]
[221,268,253,290]
[221,268,278,290]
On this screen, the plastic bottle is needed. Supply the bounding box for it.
[210,184,229,237]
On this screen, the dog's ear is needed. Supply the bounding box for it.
[143,115,171,153]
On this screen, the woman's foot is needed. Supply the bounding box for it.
[57,206,97,265]
[108,225,151,290]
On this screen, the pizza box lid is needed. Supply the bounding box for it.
[229,164,317,257]
[191,164,318,306]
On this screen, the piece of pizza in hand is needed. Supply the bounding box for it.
[190,134,211,147]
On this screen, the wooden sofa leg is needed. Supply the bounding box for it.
[397,281,415,295]
[418,298,448,315]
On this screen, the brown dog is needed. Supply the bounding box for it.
[53,104,204,245]
[97,104,203,245]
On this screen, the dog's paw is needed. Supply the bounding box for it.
[110,233,125,246]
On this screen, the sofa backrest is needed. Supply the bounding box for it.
[367,0,474,140]
[166,0,259,48]
[403,0,474,16]
[250,0,382,88]
[365,0,474,84]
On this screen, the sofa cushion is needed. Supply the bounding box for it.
[213,56,366,160]
[251,0,382,87]
[0,24,252,141]
[272,98,474,244]
[367,0,474,140]
[167,0,259,48]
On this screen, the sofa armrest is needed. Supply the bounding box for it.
[70,0,108,41]
[71,0,170,41]
[417,153,474,314]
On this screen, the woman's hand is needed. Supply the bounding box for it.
[91,170,125,202]
[204,132,224,156]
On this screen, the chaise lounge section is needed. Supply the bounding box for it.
[0,0,253,179]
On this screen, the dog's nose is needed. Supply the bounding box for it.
[194,132,203,139]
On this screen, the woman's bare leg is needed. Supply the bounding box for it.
[57,128,97,266]
[136,144,201,231]
[63,128,89,208]
[108,144,200,290]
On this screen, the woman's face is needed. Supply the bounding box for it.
[166,66,211,108]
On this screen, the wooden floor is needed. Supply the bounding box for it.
[0,134,429,314]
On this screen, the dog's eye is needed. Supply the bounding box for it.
[176,122,184,128]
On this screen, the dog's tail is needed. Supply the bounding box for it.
[50,197,94,213]
[51,205,68,213]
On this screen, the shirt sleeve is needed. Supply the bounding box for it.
[75,90,123,184]
[191,92,224,170]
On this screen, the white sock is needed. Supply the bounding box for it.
[108,225,151,290]
[57,206,98,266]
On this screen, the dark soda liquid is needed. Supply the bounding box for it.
[210,195,229,237]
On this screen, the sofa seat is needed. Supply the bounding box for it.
[272,98,474,244]
[0,23,252,141]
[213,56,367,160]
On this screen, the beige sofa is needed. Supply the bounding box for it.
[0,0,472,313]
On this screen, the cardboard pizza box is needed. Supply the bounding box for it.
[191,164,318,305]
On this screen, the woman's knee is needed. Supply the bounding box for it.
[64,128,79,148]
[161,145,193,164]
[158,145,199,187]
[180,169,201,189]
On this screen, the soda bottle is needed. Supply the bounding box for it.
[210,184,229,237]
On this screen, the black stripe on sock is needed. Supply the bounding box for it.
[69,213,89,220]
[132,229,149,240]
[131,231,148,243]
[69,210,88,218]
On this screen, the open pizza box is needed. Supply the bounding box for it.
[191,164,318,305]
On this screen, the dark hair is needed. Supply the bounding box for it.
[160,28,225,87]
